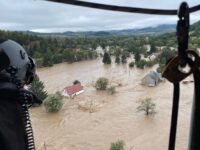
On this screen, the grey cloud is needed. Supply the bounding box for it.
[0,0,200,32]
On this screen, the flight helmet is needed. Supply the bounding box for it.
[0,39,35,85]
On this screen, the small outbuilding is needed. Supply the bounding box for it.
[141,71,163,87]
[62,83,84,97]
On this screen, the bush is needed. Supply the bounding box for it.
[129,62,135,68]
[121,54,127,64]
[115,56,120,64]
[137,98,156,116]
[110,140,125,150]
[43,92,63,112]
[107,86,116,95]
[157,63,166,73]
[73,80,80,85]
[95,77,108,90]
[145,60,155,67]
[136,60,146,69]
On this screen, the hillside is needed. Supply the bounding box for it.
[190,20,200,36]
[25,24,176,37]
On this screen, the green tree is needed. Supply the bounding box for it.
[137,98,156,116]
[122,50,130,58]
[100,42,106,50]
[33,51,42,58]
[43,49,53,67]
[157,48,175,73]
[95,77,108,90]
[115,55,120,64]
[91,42,97,50]
[43,92,63,112]
[53,53,63,64]
[134,51,141,62]
[158,48,175,64]
[103,52,111,64]
[28,75,48,102]
[157,64,166,73]
[150,43,156,53]
[114,48,121,56]
[110,140,125,150]
[121,54,127,64]
[127,42,138,54]
[63,49,75,63]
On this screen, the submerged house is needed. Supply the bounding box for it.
[62,83,84,97]
[141,71,163,87]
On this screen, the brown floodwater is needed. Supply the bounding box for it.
[30,58,194,150]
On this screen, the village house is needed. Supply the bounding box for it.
[143,44,151,52]
[141,71,164,87]
[62,83,84,97]
[95,46,104,54]
[72,48,81,52]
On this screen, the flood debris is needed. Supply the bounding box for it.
[78,99,102,113]
[182,80,194,84]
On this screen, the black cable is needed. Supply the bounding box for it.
[46,0,176,15]
[190,4,200,13]
[46,0,200,15]
[188,69,200,150]
[16,79,36,150]
[21,102,35,150]
[168,83,180,150]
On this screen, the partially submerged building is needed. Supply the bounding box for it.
[141,71,163,87]
[62,83,84,97]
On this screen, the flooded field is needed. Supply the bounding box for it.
[31,58,194,150]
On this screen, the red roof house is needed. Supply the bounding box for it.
[62,83,84,97]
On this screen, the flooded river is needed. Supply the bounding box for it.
[30,58,194,150]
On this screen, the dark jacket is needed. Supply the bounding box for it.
[0,82,26,150]
[0,80,43,150]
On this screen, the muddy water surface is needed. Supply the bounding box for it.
[31,58,194,150]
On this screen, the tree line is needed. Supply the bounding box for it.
[0,30,100,67]
[2,28,199,70]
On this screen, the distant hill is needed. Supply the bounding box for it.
[190,20,200,35]
[110,24,176,36]
[25,24,176,37]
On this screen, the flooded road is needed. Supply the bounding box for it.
[31,58,194,150]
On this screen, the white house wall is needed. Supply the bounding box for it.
[75,90,84,96]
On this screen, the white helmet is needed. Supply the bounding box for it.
[0,39,35,85]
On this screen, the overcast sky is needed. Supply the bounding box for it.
[0,0,200,33]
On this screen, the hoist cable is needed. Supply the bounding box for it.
[189,69,200,150]
[168,83,180,150]
[46,0,200,15]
